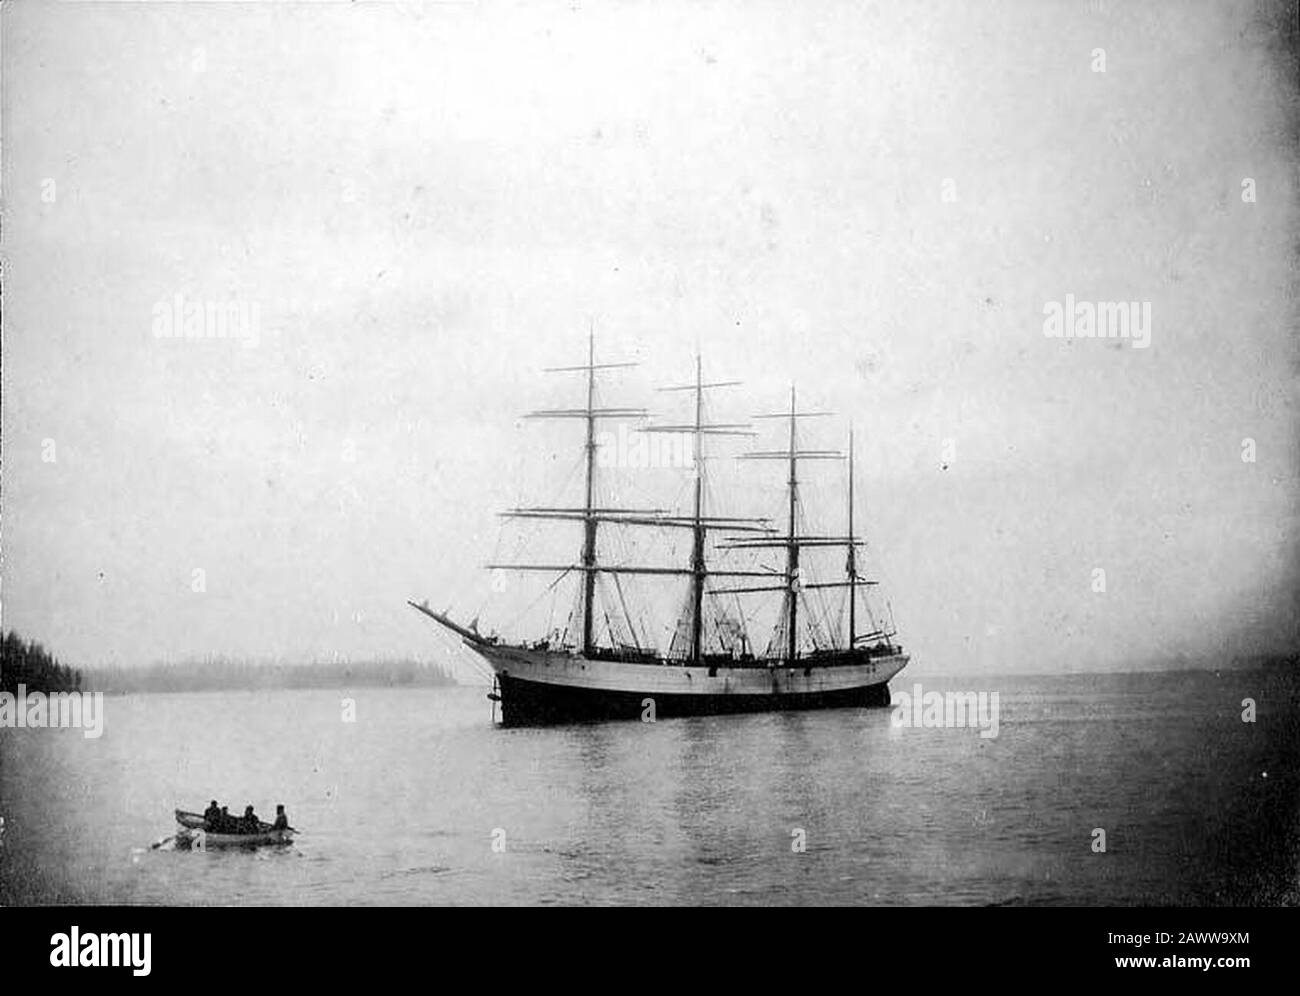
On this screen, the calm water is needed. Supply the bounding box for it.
[2,669,1297,905]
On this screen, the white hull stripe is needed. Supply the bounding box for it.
[476,647,908,696]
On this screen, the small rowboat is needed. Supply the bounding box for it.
[173,809,295,849]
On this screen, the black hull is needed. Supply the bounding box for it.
[498,674,893,727]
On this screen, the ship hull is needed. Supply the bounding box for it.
[477,645,907,727]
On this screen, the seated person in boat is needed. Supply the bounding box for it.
[240,805,260,833]
[218,806,234,832]
[203,800,221,828]
[272,804,289,831]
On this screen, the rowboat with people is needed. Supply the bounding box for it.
[172,805,296,849]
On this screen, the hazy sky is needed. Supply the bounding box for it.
[2,0,1297,676]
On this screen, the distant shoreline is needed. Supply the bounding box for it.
[90,682,472,697]
[84,659,461,695]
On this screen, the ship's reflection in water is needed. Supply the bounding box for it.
[2,668,1296,905]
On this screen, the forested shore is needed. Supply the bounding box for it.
[1,631,458,694]
[1,631,82,694]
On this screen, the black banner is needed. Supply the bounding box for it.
[0,906,1277,983]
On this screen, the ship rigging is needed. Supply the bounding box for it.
[410,333,906,725]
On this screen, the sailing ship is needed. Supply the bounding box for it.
[410,335,908,726]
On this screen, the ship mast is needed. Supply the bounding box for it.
[847,425,856,646]
[581,332,599,654]
[785,386,800,663]
[512,331,647,655]
[718,386,858,663]
[648,356,754,666]
[691,356,706,663]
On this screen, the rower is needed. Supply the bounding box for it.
[272,804,289,831]
[203,799,221,828]
[219,806,233,832]
[242,805,259,833]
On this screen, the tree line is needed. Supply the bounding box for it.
[1,630,83,694]
[2,630,460,695]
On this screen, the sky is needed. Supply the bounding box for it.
[1,0,1297,677]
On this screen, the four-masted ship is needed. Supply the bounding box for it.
[410,335,908,726]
